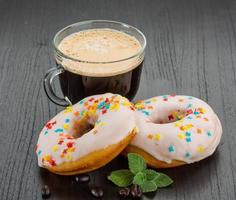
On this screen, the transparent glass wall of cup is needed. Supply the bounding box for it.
[44,20,146,106]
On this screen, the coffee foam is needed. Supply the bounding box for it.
[57,29,143,77]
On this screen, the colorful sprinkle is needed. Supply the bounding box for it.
[185,152,191,158]
[38,150,42,155]
[110,103,120,111]
[197,145,205,153]
[187,104,192,108]
[44,131,49,135]
[194,111,199,115]
[64,106,73,113]
[207,131,212,137]
[79,100,84,104]
[98,101,105,109]
[168,145,175,153]
[142,110,150,116]
[80,110,85,117]
[102,110,107,114]
[178,133,185,139]
[180,124,193,131]
[185,132,191,137]
[130,106,135,111]
[63,124,69,130]
[43,155,51,162]
[67,142,74,148]
[52,145,59,152]
[197,128,202,134]
[186,109,193,115]
[186,137,191,142]
[168,114,174,120]
[147,134,153,139]
[105,104,110,110]
[62,149,67,154]
[88,109,96,116]
[176,114,184,120]
[174,122,181,127]
[135,103,145,110]
[43,155,56,166]
[50,159,56,166]
[204,117,209,121]
[45,121,56,129]
[198,107,206,114]
[154,133,161,141]
[58,139,64,145]
[65,118,70,123]
[67,147,75,153]
[151,98,157,102]
[54,128,63,133]
[88,97,94,102]
[65,153,72,161]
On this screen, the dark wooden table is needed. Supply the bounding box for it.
[0,0,236,199]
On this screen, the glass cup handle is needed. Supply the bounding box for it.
[43,67,72,106]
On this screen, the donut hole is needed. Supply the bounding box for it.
[71,115,96,139]
[150,108,187,124]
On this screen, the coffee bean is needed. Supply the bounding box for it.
[74,174,90,183]
[41,185,51,199]
[118,187,130,198]
[130,185,142,199]
[90,186,104,198]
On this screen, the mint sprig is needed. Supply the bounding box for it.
[107,153,173,193]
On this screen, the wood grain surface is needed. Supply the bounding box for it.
[0,0,236,199]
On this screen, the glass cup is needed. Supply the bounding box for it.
[44,20,146,106]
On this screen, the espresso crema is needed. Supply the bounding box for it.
[58,29,143,77]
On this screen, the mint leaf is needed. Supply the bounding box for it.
[107,169,134,187]
[144,169,159,181]
[153,173,173,188]
[140,180,157,193]
[128,153,147,174]
[144,169,173,188]
[133,172,147,185]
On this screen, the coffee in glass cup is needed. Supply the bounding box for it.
[44,20,146,106]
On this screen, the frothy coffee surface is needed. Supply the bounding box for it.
[58,29,141,62]
[57,28,143,77]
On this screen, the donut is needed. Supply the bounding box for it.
[36,93,136,175]
[123,94,222,168]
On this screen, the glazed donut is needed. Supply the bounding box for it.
[36,93,136,175]
[124,94,222,168]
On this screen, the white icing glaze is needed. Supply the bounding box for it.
[36,93,136,168]
[132,95,222,164]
